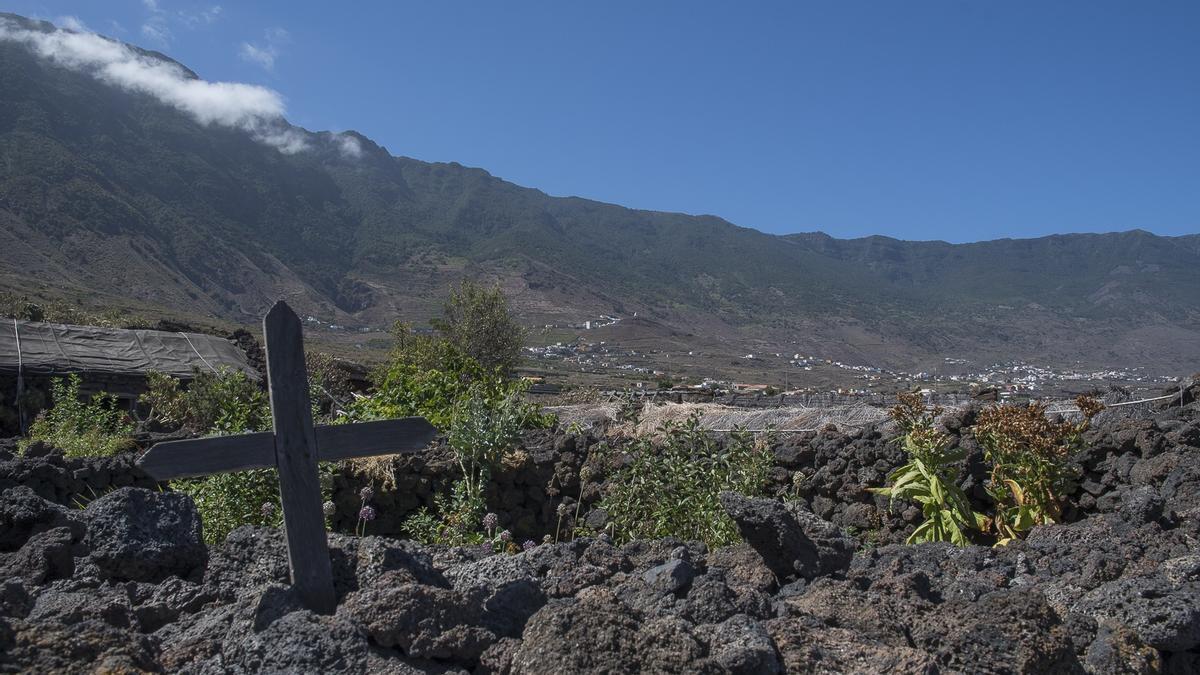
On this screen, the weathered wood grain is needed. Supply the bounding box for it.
[264,301,336,614]
[132,301,441,616]
[136,418,437,480]
[315,417,437,461]
[136,432,276,480]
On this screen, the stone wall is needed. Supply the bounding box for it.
[3,378,1198,547]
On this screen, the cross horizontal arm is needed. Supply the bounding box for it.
[137,431,276,480]
[136,417,439,480]
[314,417,439,462]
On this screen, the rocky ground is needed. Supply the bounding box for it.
[0,381,1198,673]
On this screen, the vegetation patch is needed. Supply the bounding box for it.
[872,392,1103,546]
[600,413,774,547]
[21,374,134,458]
[976,395,1103,543]
[870,393,979,546]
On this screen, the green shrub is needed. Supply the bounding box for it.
[975,395,1102,543]
[402,389,531,546]
[345,324,496,428]
[177,469,283,544]
[600,413,773,548]
[140,368,270,435]
[870,393,979,546]
[344,283,550,430]
[22,374,135,458]
[142,368,280,544]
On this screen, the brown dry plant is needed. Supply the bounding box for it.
[975,395,1104,543]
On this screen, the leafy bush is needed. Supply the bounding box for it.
[141,368,282,544]
[870,392,979,546]
[345,324,503,429]
[975,395,1102,543]
[178,469,282,544]
[346,346,550,431]
[306,351,354,423]
[140,368,270,435]
[402,389,530,546]
[22,374,134,458]
[600,413,773,548]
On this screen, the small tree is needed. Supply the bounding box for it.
[431,280,525,375]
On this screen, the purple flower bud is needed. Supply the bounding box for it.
[358,505,377,522]
[359,486,374,502]
[260,502,276,519]
[478,542,493,556]
[522,540,536,551]
[483,512,499,530]
[499,529,512,543]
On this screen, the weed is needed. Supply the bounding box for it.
[402,389,530,546]
[870,392,979,546]
[975,395,1103,543]
[600,413,773,548]
[140,368,270,435]
[22,374,134,458]
[446,389,527,508]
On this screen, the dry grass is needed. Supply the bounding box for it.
[547,400,898,438]
[631,401,891,436]
[544,402,623,431]
[346,456,401,490]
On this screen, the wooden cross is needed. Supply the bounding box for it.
[137,301,437,614]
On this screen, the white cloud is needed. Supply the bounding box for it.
[337,134,364,159]
[141,17,171,45]
[239,27,289,72]
[139,1,223,43]
[179,5,223,28]
[56,16,88,32]
[0,17,309,154]
[140,0,170,45]
[239,42,275,70]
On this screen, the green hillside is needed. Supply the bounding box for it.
[1,13,1198,373]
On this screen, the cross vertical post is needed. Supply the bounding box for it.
[263,301,336,614]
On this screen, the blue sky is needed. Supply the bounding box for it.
[4,1,1198,242]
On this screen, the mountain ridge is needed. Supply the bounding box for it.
[1,13,1198,374]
